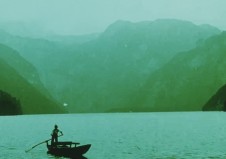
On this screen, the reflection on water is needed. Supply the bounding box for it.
[1,112,226,158]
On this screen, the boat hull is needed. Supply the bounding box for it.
[47,143,91,158]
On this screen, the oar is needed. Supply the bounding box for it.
[25,134,63,153]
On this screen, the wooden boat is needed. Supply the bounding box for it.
[46,141,91,158]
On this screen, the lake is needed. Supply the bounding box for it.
[0,112,226,159]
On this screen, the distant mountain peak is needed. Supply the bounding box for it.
[99,19,221,50]
[102,19,220,38]
[102,20,133,36]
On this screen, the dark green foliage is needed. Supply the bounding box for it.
[224,101,226,112]
[0,90,22,115]
[203,84,226,111]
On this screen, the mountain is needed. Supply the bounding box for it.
[0,19,221,113]
[0,44,65,114]
[99,19,220,71]
[126,31,226,112]
[50,19,220,112]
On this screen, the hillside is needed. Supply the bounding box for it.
[0,43,54,98]
[127,31,226,112]
[50,19,220,112]
[203,84,226,111]
[0,44,65,114]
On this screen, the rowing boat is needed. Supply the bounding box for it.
[46,141,91,158]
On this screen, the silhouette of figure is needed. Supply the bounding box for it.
[51,124,63,145]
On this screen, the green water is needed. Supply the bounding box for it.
[0,112,226,159]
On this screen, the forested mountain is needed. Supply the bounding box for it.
[46,19,220,112]
[0,44,65,114]
[0,19,222,113]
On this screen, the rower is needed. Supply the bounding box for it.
[51,124,63,146]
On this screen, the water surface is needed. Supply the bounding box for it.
[0,112,226,159]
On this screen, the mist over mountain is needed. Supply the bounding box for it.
[33,19,219,113]
[0,44,65,114]
[0,22,50,38]
[0,19,222,113]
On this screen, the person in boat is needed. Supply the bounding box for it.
[51,124,63,145]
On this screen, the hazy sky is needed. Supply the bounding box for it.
[0,0,226,35]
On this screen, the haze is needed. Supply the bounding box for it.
[0,0,225,35]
